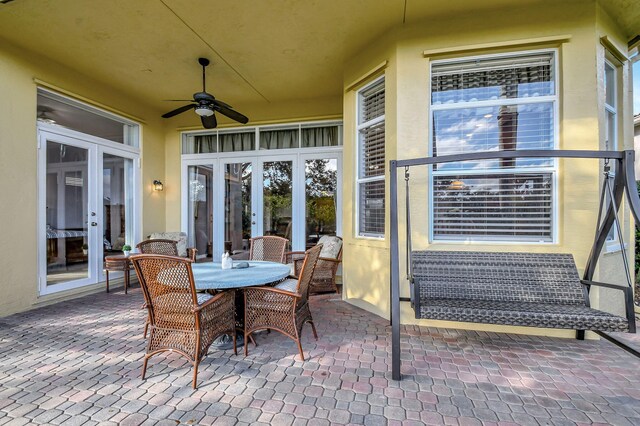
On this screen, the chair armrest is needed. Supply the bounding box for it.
[187,247,197,262]
[285,251,305,261]
[245,286,301,299]
[580,279,629,291]
[581,279,636,333]
[194,290,234,312]
[318,256,341,264]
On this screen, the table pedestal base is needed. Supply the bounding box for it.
[212,333,243,350]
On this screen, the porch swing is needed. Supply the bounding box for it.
[389,149,640,380]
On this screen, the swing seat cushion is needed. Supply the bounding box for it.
[419,299,629,332]
[412,251,630,332]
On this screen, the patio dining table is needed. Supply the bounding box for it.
[191,260,290,291]
[191,260,291,349]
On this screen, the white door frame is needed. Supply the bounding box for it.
[37,125,141,295]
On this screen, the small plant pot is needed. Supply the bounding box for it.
[123,251,130,257]
[82,249,88,256]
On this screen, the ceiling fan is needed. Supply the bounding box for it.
[161,58,249,129]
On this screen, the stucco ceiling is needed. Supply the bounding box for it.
[0,0,638,118]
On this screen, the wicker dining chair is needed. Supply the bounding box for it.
[130,254,236,389]
[137,239,197,338]
[249,236,288,263]
[137,239,197,261]
[244,244,323,361]
[286,236,342,294]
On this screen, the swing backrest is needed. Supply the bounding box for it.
[412,251,586,305]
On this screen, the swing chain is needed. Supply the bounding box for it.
[404,166,410,182]
[604,157,610,174]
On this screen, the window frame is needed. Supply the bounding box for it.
[604,58,622,249]
[428,48,559,244]
[355,75,386,239]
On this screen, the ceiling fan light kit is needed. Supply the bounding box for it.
[194,106,214,117]
[161,57,249,129]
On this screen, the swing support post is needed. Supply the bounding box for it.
[389,149,640,381]
[389,160,401,380]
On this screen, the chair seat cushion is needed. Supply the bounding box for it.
[275,278,298,293]
[419,299,629,332]
[197,293,213,305]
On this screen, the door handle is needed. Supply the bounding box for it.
[91,222,98,226]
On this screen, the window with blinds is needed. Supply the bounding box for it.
[430,51,557,242]
[357,77,385,237]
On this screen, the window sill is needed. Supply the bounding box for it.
[604,242,627,254]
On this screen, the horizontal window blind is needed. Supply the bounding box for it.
[432,52,554,105]
[357,77,385,237]
[359,80,385,124]
[433,102,554,171]
[430,51,557,242]
[359,123,385,178]
[433,174,553,241]
[359,180,385,236]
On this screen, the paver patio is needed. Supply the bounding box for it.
[0,286,639,426]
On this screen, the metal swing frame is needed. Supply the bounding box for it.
[389,149,640,381]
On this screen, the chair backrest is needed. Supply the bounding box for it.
[296,244,323,304]
[137,239,179,257]
[149,231,188,257]
[412,251,585,305]
[249,236,288,263]
[130,254,198,330]
[317,235,342,259]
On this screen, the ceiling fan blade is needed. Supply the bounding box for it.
[163,99,195,102]
[216,105,249,124]
[211,98,233,109]
[162,104,194,118]
[201,113,217,129]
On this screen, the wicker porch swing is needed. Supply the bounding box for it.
[389,149,640,380]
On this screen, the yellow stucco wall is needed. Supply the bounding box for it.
[342,0,635,337]
[0,38,166,316]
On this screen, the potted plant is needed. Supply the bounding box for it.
[122,244,132,257]
[82,243,88,256]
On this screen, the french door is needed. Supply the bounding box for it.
[218,155,297,258]
[183,152,341,260]
[38,127,140,295]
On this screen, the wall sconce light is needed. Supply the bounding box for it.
[153,180,164,191]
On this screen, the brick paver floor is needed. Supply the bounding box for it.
[0,287,639,425]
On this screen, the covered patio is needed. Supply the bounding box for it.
[0,286,639,425]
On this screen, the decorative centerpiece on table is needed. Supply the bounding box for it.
[122,244,132,257]
[221,252,233,270]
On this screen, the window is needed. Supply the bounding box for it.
[356,77,385,237]
[604,60,619,243]
[182,123,342,154]
[430,51,557,242]
[37,90,138,146]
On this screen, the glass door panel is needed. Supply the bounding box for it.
[45,141,90,285]
[224,161,253,258]
[102,154,134,262]
[188,165,214,258]
[305,159,338,249]
[262,160,293,249]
